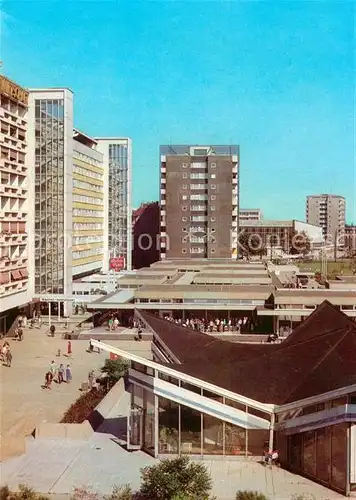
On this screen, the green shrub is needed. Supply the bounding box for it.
[70,486,99,500]
[140,456,213,500]
[0,486,49,500]
[101,358,129,388]
[236,492,269,500]
[104,485,134,500]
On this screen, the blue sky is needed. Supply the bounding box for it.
[1,0,355,222]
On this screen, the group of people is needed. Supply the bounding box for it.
[0,341,12,367]
[164,315,256,334]
[44,360,72,389]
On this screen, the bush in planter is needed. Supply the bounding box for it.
[139,456,213,500]
[101,358,129,388]
[236,493,269,500]
[61,387,108,423]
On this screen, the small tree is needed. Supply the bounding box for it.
[101,358,129,388]
[140,456,213,500]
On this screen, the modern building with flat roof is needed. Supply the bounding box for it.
[306,194,346,243]
[239,208,263,225]
[28,88,74,315]
[160,145,239,259]
[72,129,105,278]
[96,138,132,271]
[91,300,356,496]
[0,75,30,334]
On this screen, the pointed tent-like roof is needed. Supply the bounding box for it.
[138,301,356,405]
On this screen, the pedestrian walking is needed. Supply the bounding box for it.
[49,360,56,376]
[5,349,12,367]
[97,339,101,354]
[18,328,23,341]
[45,371,53,389]
[88,370,94,390]
[58,363,65,384]
[67,340,72,356]
[65,364,72,383]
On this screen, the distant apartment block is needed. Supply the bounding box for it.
[241,220,324,254]
[345,225,356,252]
[306,194,346,243]
[96,138,132,271]
[132,202,160,269]
[239,208,263,225]
[160,145,239,259]
[0,76,30,329]
[72,130,105,278]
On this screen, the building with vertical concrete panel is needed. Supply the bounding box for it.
[0,75,31,334]
[160,145,239,259]
[96,138,132,271]
[27,88,74,315]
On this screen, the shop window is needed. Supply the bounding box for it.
[303,430,316,477]
[158,397,179,454]
[181,381,202,395]
[225,397,246,412]
[158,372,179,385]
[225,422,246,456]
[331,424,347,491]
[180,405,201,455]
[202,389,223,403]
[203,414,223,455]
[331,396,347,408]
[247,406,270,420]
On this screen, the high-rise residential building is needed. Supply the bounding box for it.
[306,194,346,243]
[239,208,263,225]
[0,76,30,333]
[72,130,105,278]
[27,88,74,314]
[160,145,239,259]
[96,138,132,270]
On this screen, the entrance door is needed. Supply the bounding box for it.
[127,406,143,450]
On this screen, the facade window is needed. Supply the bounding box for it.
[211,195,216,200]
[182,184,187,189]
[211,249,215,253]
[182,172,188,178]
[182,249,187,254]
[211,173,216,178]
[182,163,188,168]
[211,184,216,189]
[182,217,187,222]
[182,206,187,211]
[211,228,215,232]
[211,217,216,222]
[211,206,216,211]
[211,163,216,168]
[182,195,188,200]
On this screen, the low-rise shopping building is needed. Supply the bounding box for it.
[91,300,356,496]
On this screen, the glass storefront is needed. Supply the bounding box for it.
[157,395,269,457]
[288,423,349,493]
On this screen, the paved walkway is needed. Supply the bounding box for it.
[1,435,344,499]
[0,326,151,439]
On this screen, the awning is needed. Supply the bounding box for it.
[19,268,28,278]
[11,270,21,281]
[0,272,10,284]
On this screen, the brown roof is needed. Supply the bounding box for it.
[139,301,356,405]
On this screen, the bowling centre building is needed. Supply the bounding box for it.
[92,300,356,496]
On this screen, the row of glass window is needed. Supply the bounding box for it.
[74,165,102,180]
[73,236,103,245]
[73,179,103,192]
[73,151,102,169]
[73,247,103,259]
[74,223,103,230]
[73,209,103,217]
[73,194,104,206]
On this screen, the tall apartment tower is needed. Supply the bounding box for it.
[96,138,132,271]
[0,76,31,333]
[306,194,346,243]
[160,145,239,259]
[27,88,74,315]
